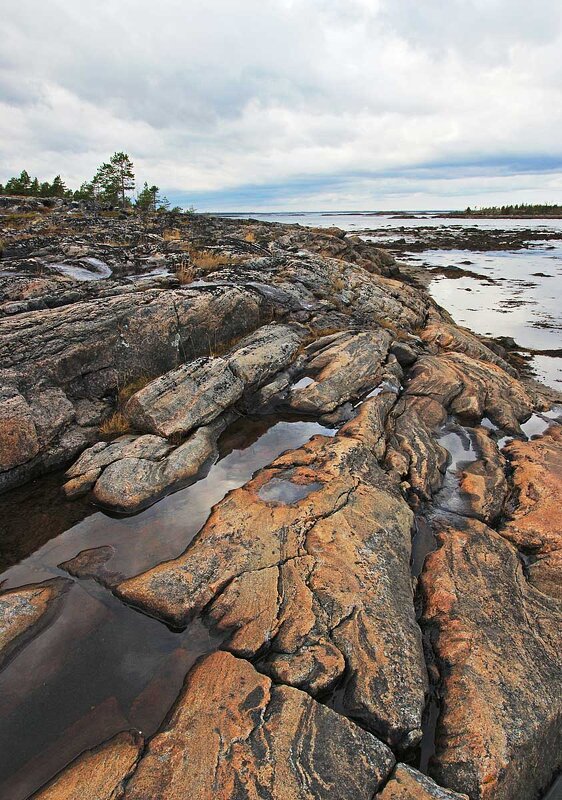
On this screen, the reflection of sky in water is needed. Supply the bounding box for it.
[410,245,562,389]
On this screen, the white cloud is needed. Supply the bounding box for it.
[1,0,561,209]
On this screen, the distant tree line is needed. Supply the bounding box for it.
[0,152,182,212]
[459,203,562,217]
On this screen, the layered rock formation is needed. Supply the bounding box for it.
[1,200,562,800]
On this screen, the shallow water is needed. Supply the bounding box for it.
[0,414,335,799]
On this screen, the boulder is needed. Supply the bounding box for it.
[226,323,303,385]
[32,731,143,800]
[123,650,395,800]
[0,387,39,471]
[289,330,391,414]
[124,358,243,438]
[421,518,562,800]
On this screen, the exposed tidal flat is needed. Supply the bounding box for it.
[0,198,562,799]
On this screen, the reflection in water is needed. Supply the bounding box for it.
[259,478,323,504]
[0,415,335,800]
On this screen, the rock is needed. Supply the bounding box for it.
[124,357,244,437]
[405,353,535,434]
[385,396,448,500]
[122,650,395,800]
[376,765,468,799]
[390,341,419,368]
[0,387,39,471]
[226,322,303,386]
[59,546,122,585]
[458,427,508,524]
[32,730,143,800]
[93,423,222,513]
[0,578,70,669]
[289,330,391,414]
[421,518,562,800]
[117,425,427,749]
[501,426,562,598]
[421,318,516,375]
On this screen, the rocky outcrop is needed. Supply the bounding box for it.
[122,650,395,800]
[421,317,516,376]
[421,518,562,800]
[376,765,468,799]
[458,426,508,524]
[501,425,562,598]
[288,330,391,414]
[117,406,427,749]
[405,353,536,434]
[32,731,143,800]
[0,578,70,669]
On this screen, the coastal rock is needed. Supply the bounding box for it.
[421,518,562,800]
[117,426,427,748]
[226,322,303,385]
[0,387,39,471]
[385,396,448,500]
[32,730,143,800]
[289,330,391,414]
[501,425,562,598]
[405,353,535,434]
[123,650,395,800]
[93,423,221,513]
[421,318,516,375]
[376,765,468,799]
[0,578,70,669]
[458,427,508,524]
[125,357,244,437]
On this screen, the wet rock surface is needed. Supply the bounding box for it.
[1,201,562,800]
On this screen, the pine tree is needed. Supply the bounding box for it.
[49,175,68,198]
[95,152,135,207]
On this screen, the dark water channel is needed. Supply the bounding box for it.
[0,415,335,799]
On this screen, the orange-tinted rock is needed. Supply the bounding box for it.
[405,353,535,434]
[0,388,39,471]
[421,318,515,375]
[123,651,395,800]
[458,427,508,524]
[376,764,468,799]
[32,730,143,800]
[0,577,70,669]
[421,518,562,800]
[501,425,562,598]
[385,396,448,499]
[118,427,427,748]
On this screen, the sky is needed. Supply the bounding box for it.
[2,0,562,211]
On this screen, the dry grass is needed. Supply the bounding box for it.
[1,212,42,229]
[244,230,257,243]
[117,374,153,405]
[188,247,241,273]
[99,411,131,437]
[176,262,195,285]
[163,227,181,241]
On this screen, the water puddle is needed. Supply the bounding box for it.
[0,414,335,799]
[49,258,112,281]
[258,478,323,504]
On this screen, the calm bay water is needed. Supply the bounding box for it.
[228,212,562,390]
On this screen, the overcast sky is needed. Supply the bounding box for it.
[2,0,562,210]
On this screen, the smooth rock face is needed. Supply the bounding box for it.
[32,730,143,800]
[501,426,562,598]
[123,650,395,800]
[405,353,535,434]
[226,322,303,385]
[125,357,244,438]
[289,330,391,414]
[421,519,562,800]
[0,578,70,669]
[117,422,427,748]
[376,765,468,799]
